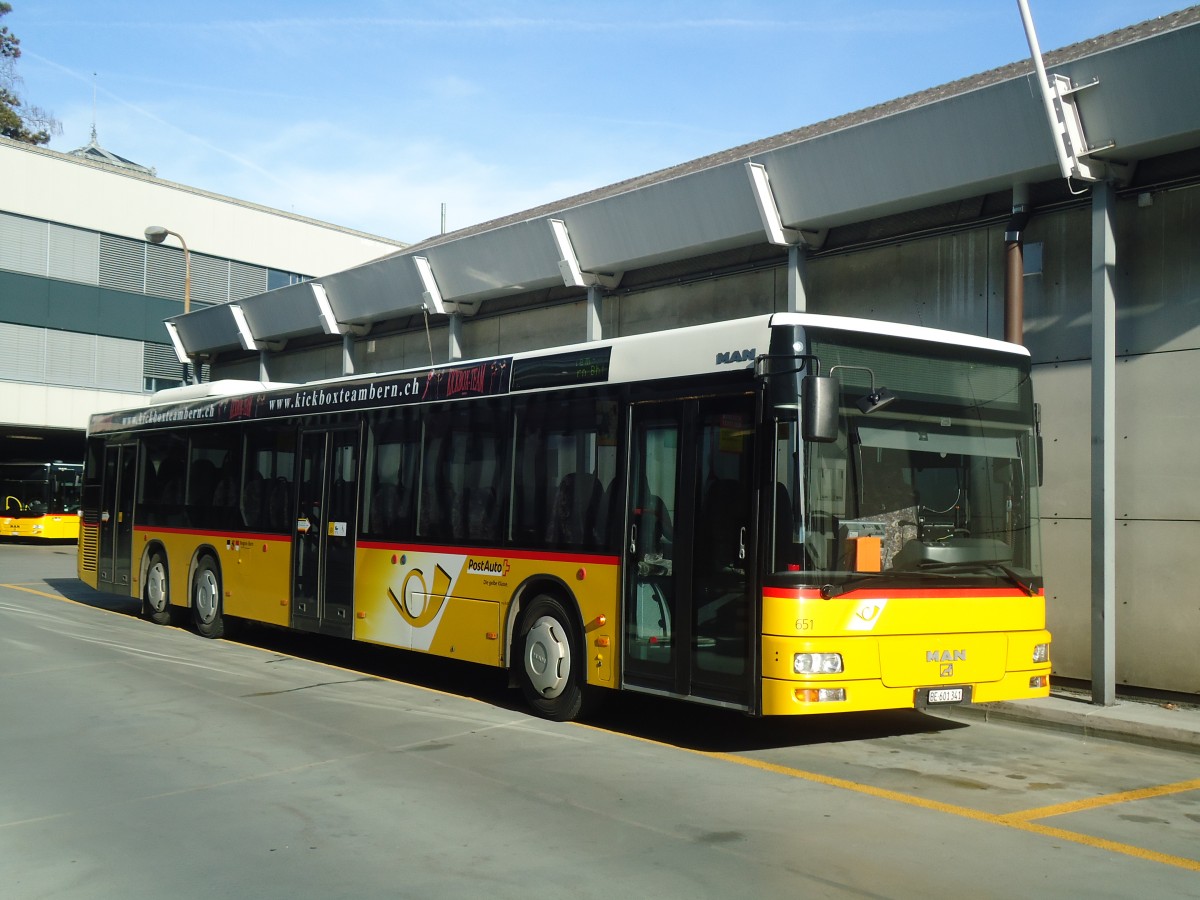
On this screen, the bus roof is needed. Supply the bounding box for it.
[88,313,1028,435]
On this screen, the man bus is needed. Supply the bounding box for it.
[78,313,1049,720]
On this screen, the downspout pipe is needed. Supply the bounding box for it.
[1004,187,1033,345]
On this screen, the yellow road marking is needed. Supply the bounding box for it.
[0,583,75,602]
[707,752,1200,871]
[1000,777,1200,823]
[580,727,1200,873]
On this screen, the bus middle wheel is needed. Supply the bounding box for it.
[192,556,225,639]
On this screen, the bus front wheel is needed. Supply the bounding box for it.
[517,594,583,722]
[143,551,172,625]
[192,557,225,639]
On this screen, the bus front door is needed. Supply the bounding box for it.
[624,394,757,710]
[97,443,137,591]
[291,428,359,638]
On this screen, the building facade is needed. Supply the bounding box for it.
[0,136,406,462]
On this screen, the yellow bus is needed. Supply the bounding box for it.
[78,313,1049,720]
[2,461,83,541]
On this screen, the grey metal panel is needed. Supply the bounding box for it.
[1063,24,1200,161]
[807,230,994,336]
[271,343,342,382]
[1040,516,1089,682]
[45,329,95,387]
[1116,186,1200,356]
[423,219,563,304]
[762,82,1058,231]
[0,211,47,277]
[229,260,267,301]
[47,224,99,286]
[1031,361,1090,520]
[617,268,771,337]
[238,281,324,342]
[1114,519,1200,693]
[494,302,581,355]
[170,303,241,355]
[559,165,765,274]
[98,234,146,295]
[320,254,424,324]
[95,334,144,392]
[1023,208,1093,364]
[0,321,46,382]
[1116,349,1200,522]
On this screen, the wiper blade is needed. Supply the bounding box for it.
[820,564,1038,598]
[905,561,1038,596]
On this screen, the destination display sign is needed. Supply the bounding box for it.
[89,358,514,434]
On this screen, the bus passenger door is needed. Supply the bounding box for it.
[291,427,359,638]
[623,395,756,710]
[97,443,137,591]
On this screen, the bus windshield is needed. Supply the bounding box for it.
[1,464,82,518]
[771,332,1041,588]
[2,465,53,517]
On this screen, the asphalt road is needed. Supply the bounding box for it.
[2,542,1198,898]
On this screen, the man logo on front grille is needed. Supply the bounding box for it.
[940,663,954,678]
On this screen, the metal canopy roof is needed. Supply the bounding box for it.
[170,8,1200,359]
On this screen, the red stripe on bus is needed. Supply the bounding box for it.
[133,526,291,543]
[763,586,1044,599]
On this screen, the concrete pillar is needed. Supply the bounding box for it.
[586,284,603,341]
[448,313,463,361]
[787,244,808,313]
[1090,180,1117,707]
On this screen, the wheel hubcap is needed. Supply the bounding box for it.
[525,615,570,698]
[194,570,218,623]
[147,562,167,612]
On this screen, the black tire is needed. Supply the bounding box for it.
[516,594,584,721]
[191,556,225,639]
[142,551,172,625]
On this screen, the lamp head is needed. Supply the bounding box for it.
[144,225,168,244]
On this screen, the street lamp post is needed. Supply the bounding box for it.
[145,225,197,385]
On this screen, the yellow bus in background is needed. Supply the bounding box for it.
[78,313,1050,720]
[2,461,83,541]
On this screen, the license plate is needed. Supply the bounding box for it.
[927,688,963,704]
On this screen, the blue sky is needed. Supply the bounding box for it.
[7,1,1190,242]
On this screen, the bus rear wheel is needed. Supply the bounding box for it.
[192,556,225,639]
[143,551,172,625]
[517,594,583,722]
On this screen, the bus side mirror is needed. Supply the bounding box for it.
[802,375,840,443]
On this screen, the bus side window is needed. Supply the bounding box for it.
[139,433,187,528]
[243,426,296,532]
[514,393,614,552]
[364,410,417,540]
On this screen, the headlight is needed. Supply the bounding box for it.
[794,652,844,675]
[1032,643,1050,664]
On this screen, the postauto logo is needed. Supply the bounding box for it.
[467,557,510,577]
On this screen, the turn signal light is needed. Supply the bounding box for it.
[796,688,847,703]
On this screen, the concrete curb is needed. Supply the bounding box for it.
[925,692,1200,756]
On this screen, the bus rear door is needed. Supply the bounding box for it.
[97,443,137,591]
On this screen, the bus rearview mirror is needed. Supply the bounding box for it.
[802,376,840,443]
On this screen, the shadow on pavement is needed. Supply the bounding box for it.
[50,573,968,753]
